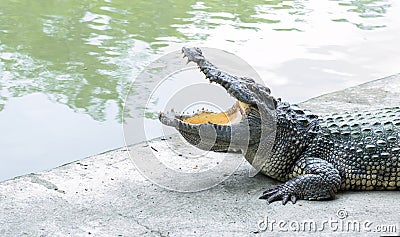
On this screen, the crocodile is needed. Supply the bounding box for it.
[159,47,400,205]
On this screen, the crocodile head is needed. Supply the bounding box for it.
[159,47,277,153]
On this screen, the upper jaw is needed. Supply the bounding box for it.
[182,47,277,112]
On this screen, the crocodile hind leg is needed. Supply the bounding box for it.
[259,157,341,205]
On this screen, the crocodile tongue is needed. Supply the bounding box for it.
[175,101,250,126]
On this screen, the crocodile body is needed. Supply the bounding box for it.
[159,47,400,204]
[261,103,400,194]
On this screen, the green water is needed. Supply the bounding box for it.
[1,0,400,181]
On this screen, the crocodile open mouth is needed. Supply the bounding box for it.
[159,46,263,134]
[158,46,268,151]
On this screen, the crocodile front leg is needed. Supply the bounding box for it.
[259,157,341,205]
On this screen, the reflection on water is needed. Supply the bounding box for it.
[332,0,391,30]
[0,0,396,118]
[0,0,399,180]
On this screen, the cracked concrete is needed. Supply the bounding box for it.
[1,74,400,236]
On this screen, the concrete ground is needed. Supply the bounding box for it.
[1,74,400,237]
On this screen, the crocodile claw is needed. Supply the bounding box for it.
[259,186,298,205]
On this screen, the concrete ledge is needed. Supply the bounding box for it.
[1,74,400,236]
[301,73,400,113]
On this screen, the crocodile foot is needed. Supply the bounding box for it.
[259,185,298,205]
[259,157,341,205]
